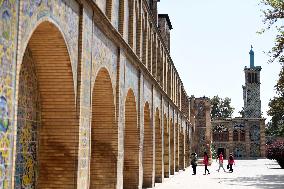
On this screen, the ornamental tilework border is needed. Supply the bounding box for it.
[19,0,79,92]
[125,58,139,101]
[119,51,126,101]
[92,23,117,97]
[76,6,93,188]
[143,78,152,109]
[0,0,18,188]
[163,101,168,118]
[14,47,39,189]
[153,88,161,112]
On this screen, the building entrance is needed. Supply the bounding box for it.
[218,148,226,159]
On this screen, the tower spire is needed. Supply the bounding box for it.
[249,45,254,68]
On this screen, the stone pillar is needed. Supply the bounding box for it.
[228,121,234,155]
[161,98,165,181]
[138,71,143,189]
[259,119,266,157]
[245,120,250,158]
[204,100,212,159]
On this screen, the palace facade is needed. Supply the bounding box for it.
[211,48,266,159]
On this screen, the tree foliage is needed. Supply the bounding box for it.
[259,0,284,64]
[210,96,234,119]
[267,67,284,137]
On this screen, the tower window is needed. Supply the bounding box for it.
[255,73,258,83]
[248,73,251,83]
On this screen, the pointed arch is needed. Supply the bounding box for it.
[170,119,174,175]
[155,108,162,183]
[175,123,179,171]
[15,21,78,188]
[142,102,153,188]
[90,68,117,188]
[163,114,169,178]
[124,89,139,189]
[179,125,184,170]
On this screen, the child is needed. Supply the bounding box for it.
[216,152,226,172]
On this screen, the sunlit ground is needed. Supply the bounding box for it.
[153,159,284,189]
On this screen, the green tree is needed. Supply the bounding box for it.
[210,96,234,119]
[267,67,284,137]
[260,1,284,137]
[259,0,284,64]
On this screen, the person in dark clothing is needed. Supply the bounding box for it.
[191,153,197,175]
[203,152,210,175]
[228,153,235,172]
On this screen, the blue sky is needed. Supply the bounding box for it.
[158,0,282,120]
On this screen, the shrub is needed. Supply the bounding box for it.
[266,141,284,168]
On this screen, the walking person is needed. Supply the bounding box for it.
[216,152,226,172]
[228,153,235,172]
[203,152,210,175]
[191,153,197,175]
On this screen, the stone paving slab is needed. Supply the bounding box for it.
[153,159,284,189]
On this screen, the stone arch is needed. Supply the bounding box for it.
[124,89,139,189]
[142,102,153,188]
[185,124,190,167]
[163,115,169,178]
[179,125,184,170]
[155,108,162,183]
[90,68,117,188]
[170,119,174,175]
[17,18,76,84]
[175,123,179,171]
[15,21,78,188]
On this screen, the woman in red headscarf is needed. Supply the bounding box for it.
[203,152,210,175]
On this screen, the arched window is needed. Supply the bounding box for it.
[233,129,238,141]
[255,73,258,83]
[248,73,251,83]
[240,129,245,141]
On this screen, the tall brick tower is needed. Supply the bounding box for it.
[242,46,262,118]
[190,96,212,158]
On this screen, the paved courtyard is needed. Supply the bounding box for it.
[154,159,284,189]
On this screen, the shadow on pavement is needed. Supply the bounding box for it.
[269,168,283,170]
[213,174,284,189]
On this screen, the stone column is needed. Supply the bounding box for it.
[138,71,143,189]
[245,120,250,158]
[228,121,234,155]
[259,119,266,157]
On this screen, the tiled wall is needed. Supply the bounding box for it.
[0,1,191,188]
